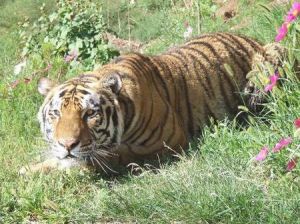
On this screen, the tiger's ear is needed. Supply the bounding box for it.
[102,73,122,94]
[38,77,57,96]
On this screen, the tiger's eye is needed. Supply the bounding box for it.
[49,109,60,117]
[86,109,97,117]
[53,110,60,116]
[48,109,60,120]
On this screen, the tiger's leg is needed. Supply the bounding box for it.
[111,142,185,166]
[110,122,188,169]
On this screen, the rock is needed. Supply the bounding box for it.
[215,0,238,21]
[103,32,144,53]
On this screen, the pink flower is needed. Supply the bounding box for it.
[291,2,300,17]
[285,2,300,23]
[287,157,298,171]
[272,137,292,153]
[255,146,269,161]
[64,49,78,63]
[264,72,279,92]
[294,118,300,129]
[275,23,288,42]
[285,13,296,23]
[276,2,300,42]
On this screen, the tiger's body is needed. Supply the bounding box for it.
[21,33,277,174]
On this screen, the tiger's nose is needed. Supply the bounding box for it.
[58,139,80,151]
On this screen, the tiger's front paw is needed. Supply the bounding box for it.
[19,158,87,176]
[18,158,61,176]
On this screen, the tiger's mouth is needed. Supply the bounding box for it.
[65,154,77,159]
[49,137,118,173]
[51,140,117,163]
[72,143,119,173]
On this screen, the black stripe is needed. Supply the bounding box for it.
[125,56,171,107]
[181,46,216,98]
[139,126,158,146]
[213,35,251,85]
[168,53,194,137]
[42,104,48,135]
[111,109,119,143]
[112,108,118,127]
[59,89,68,98]
[118,94,135,132]
[146,58,171,102]
[124,115,146,143]
[173,41,243,132]
[77,89,91,95]
[219,33,252,58]
[218,76,237,114]
[105,107,112,130]
[161,56,184,129]
[143,124,164,148]
[152,57,177,107]
[95,129,110,137]
[118,71,138,83]
[129,56,172,143]
[234,34,262,51]
[165,113,177,144]
[124,60,144,75]
[186,41,238,94]
[187,52,215,99]
[218,33,256,68]
[130,99,154,143]
[125,58,157,92]
[99,91,114,105]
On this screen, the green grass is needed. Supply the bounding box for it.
[0,0,55,79]
[1,0,300,222]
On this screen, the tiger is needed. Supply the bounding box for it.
[19,32,284,175]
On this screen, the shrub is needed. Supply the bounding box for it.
[19,0,119,70]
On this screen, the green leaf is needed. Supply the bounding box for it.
[48,13,57,23]
[75,38,83,49]
[294,129,300,139]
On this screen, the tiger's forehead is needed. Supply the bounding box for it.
[51,83,100,109]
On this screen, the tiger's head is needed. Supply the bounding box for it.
[37,73,124,168]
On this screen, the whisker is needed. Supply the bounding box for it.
[72,144,119,174]
[89,156,95,167]
[94,149,115,157]
[92,154,108,174]
[97,156,118,174]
